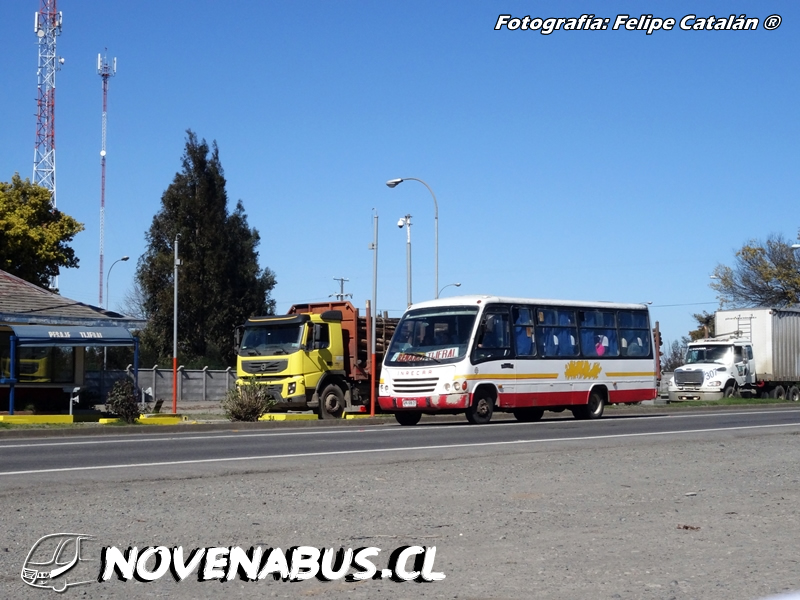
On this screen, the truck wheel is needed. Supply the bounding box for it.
[395,411,421,426]
[465,391,494,424]
[788,386,800,402]
[572,391,605,420]
[319,384,345,419]
[770,385,786,400]
[723,384,738,398]
[513,408,544,422]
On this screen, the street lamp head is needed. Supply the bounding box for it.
[438,282,461,295]
[792,244,800,250]
[386,178,403,188]
[121,256,130,262]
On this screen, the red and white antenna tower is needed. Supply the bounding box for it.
[33,0,63,290]
[97,51,116,307]
[33,0,63,201]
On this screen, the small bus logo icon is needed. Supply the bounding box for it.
[21,533,95,593]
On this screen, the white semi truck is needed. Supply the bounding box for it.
[669,307,800,402]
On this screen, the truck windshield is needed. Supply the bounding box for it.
[385,306,479,366]
[685,345,732,365]
[240,324,303,356]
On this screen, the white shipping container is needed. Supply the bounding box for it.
[715,308,800,382]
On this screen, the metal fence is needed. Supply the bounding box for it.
[85,366,236,404]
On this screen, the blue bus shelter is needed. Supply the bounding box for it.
[1,324,139,415]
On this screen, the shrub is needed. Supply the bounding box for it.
[105,379,140,424]
[221,381,275,422]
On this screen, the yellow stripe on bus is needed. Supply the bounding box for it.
[464,373,559,380]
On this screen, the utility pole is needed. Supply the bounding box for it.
[172,234,181,414]
[330,277,352,301]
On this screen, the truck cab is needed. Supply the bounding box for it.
[236,301,393,418]
[669,338,754,401]
[236,310,347,416]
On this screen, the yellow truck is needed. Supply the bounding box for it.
[236,301,397,418]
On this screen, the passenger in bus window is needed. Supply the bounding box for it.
[515,326,533,355]
[396,324,414,351]
[415,325,433,348]
[479,317,499,348]
[513,308,534,356]
[434,325,451,345]
[595,335,606,356]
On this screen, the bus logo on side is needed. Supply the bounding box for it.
[21,533,95,593]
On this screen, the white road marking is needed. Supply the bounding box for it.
[1,421,798,476]
[0,408,798,450]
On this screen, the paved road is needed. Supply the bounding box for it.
[2,407,800,599]
[2,407,800,478]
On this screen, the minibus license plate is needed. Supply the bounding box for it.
[402,400,417,408]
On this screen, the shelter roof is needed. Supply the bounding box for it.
[0,269,145,329]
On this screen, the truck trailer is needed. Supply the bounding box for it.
[236,301,398,418]
[669,307,800,401]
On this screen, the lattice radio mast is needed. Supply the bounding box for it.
[33,1,62,200]
[97,51,116,306]
[33,1,63,289]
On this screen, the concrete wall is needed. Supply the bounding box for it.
[85,366,236,403]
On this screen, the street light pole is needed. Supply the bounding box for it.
[105,256,130,310]
[102,255,130,399]
[101,256,130,400]
[172,233,181,414]
[386,177,438,298]
[438,282,461,296]
[398,215,412,306]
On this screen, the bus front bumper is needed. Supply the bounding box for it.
[378,393,471,411]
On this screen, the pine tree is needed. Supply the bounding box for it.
[136,130,276,367]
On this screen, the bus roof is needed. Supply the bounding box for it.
[406,295,651,312]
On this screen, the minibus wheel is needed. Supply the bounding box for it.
[466,391,494,424]
[572,391,604,420]
[513,408,544,422]
[395,411,422,426]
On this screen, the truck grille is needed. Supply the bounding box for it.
[675,371,704,385]
[241,360,288,375]
[393,377,438,394]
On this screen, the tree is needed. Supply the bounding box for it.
[0,174,84,288]
[688,311,715,341]
[710,233,800,308]
[662,337,689,372]
[136,130,276,367]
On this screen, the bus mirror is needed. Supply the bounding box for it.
[234,326,243,352]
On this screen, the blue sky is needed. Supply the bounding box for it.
[1,1,797,349]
